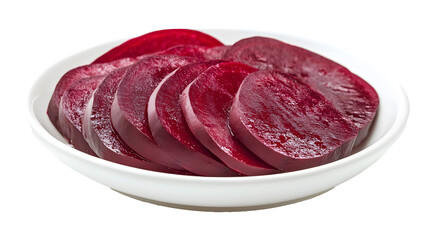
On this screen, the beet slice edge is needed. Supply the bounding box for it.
[223,36,379,145]
[82,67,190,174]
[58,76,106,156]
[148,61,240,176]
[110,55,200,171]
[93,29,224,63]
[180,62,281,176]
[47,57,139,130]
[157,45,230,60]
[229,71,358,172]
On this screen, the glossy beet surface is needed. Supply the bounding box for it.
[83,67,140,159]
[110,55,199,170]
[47,57,139,129]
[230,71,358,172]
[180,62,280,175]
[157,45,229,60]
[58,76,105,156]
[223,37,379,145]
[93,29,224,63]
[81,67,186,174]
[148,61,241,176]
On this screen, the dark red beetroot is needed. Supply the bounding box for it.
[110,55,201,171]
[58,76,106,156]
[230,71,358,172]
[47,57,139,130]
[203,46,230,59]
[180,62,280,176]
[93,29,224,63]
[148,61,241,176]
[223,37,379,145]
[157,45,230,60]
[81,67,188,174]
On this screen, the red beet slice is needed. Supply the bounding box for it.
[58,76,106,156]
[93,29,224,63]
[203,46,230,59]
[111,55,200,171]
[157,45,230,60]
[81,67,189,174]
[230,71,358,172]
[223,37,379,145]
[180,62,280,176]
[148,61,240,176]
[47,57,139,130]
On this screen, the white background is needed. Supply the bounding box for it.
[1,0,431,239]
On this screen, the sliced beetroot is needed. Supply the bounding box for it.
[203,46,230,59]
[148,61,241,176]
[47,57,139,130]
[157,45,230,60]
[83,67,137,158]
[180,62,280,176]
[81,67,189,174]
[229,71,358,172]
[58,75,106,156]
[111,55,201,171]
[93,29,224,63]
[223,37,379,145]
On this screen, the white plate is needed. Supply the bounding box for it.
[27,29,409,211]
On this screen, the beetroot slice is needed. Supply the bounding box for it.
[157,45,230,60]
[47,57,139,130]
[180,62,280,176]
[230,71,358,172]
[111,55,200,171]
[81,67,189,174]
[148,61,240,176]
[93,29,224,63]
[223,37,379,145]
[58,76,106,156]
[203,46,230,59]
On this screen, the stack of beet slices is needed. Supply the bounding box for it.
[48,29,379,176]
